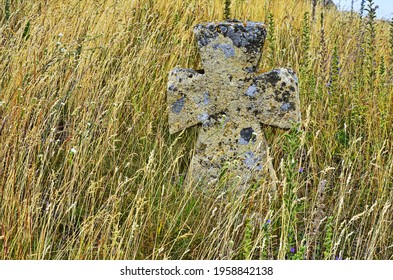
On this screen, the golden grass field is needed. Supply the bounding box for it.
[0,0,392,259]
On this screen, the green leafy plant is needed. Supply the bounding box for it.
[282,125,303,259]
[301,12,311,72]
[223,0,231,19]
[389,18,393,67]
[267,13,276,67]
[365,0,377,93]
[323,216,334,259]
[4,0,10,21]
[242,218,253,259]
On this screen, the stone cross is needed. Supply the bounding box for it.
[167,20,301,187]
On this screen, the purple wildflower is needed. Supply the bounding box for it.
[290,247,295,253]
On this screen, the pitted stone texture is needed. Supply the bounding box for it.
[167,20,301,186]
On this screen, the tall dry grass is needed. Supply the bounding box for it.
[0,0,392,259]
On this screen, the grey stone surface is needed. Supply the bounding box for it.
[167,20,301,187]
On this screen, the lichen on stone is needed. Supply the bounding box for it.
[167,20,301,188]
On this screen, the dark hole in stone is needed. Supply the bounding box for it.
[240,127,255,143]
[266,71,281,86]
[289,86,295,92]
[168,84,177,91]
[196,69,205,74]
[253,110,261,116]
[274,89,291,103]
[245,66,256,73]
[198,143,207,151]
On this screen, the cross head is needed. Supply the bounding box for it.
[167,20,301,186]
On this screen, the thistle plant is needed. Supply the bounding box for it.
[318,12,328,93]
[22,21,31,40]
[379,56,386,78]
[259,219,272,259]
[364,0,377,101]
[301,11,316,101]
[267,13,276,67]
[312,0,317,22]
[389,18,393,66]
[4,0,10,21]
[281,125,302,259]
[223,0,231,20]
[291,242,306,260]
[306,180,327,259]
[329,45,340,96]
[349,0,355,21]
[323,216,334,259]
[360,0,366,17]
[242,217,253,259]
[301,12,311,73]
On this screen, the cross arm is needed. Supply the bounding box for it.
[244,68,301,129]
[167,68,210,134]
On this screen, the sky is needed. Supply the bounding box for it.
[332,0,393,19]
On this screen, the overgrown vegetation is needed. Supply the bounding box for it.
[0,0,392,260]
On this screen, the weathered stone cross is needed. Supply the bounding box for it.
[167,20,301,186]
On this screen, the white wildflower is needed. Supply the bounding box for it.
[210,207,218,218]
[146,149,155,171]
